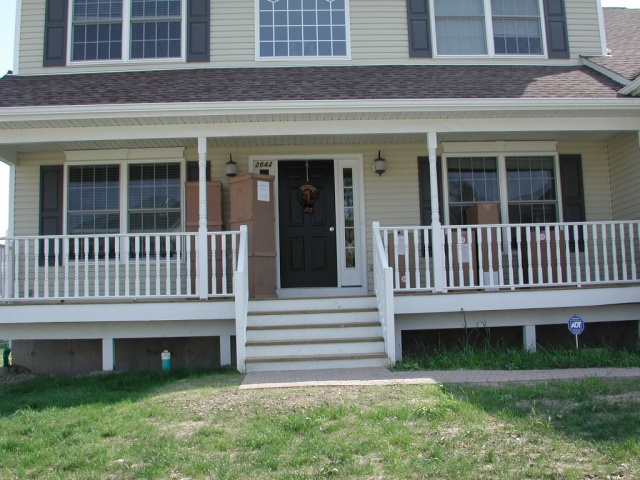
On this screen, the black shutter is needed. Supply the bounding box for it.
[44,0,68,67]
[39,166,64,265]
[187,0,210,62]
[559,154,585,251]
[559,154,585,222]
[407,0,432,58]
[186,161,211,181]
[543,0,570,59]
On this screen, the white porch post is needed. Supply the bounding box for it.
[197,137,209,300]
[219,334,231,366]
[102,338,114,371]
[523,325,537,352]
[428,132,445,292]
[5,163,16,298]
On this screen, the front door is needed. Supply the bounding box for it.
[278,160,337,288]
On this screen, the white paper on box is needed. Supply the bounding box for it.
[257,181,270,202]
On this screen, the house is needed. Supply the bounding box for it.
[0,0,638,375]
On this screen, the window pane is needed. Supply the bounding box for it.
[128,163,181,233]
[258,0,349,57]
[68,165,120,236]
[506,156,557,224]
[447,157,498,225]
[72,0,123,61]
[491,0,542,55]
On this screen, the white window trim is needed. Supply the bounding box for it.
[440,142,562,225]
[62,148,186,263]
[66,0,187,66]
[254,0,352,62]
[429,0,549,59]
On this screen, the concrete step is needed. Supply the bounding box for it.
[244,353,388,372]
[245,337,385,357]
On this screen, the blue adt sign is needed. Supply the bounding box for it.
[568,315,585,335]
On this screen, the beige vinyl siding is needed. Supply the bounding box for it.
[607,133,640,220]
[13,152,65,237]
[17,0,46,74]
[557,141,612,222]
[565,1,604,57]
[210,0,255,65]
[19,0,601,75]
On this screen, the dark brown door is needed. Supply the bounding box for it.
[278,160,337,288]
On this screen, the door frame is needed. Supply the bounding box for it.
[249,154,367,297]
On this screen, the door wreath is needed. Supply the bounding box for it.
[298,184,319,213]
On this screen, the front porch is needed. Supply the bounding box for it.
[2,219,639,373]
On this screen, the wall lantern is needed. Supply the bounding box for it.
[226,154,237,177]
[374,150,386,176]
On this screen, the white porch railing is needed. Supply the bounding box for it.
[372,221,396,364]
[378,221,640,292]
[233,225,249,373]
[0,231,243,301]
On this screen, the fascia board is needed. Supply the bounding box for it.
[619,77,640,96]
[1,97,640,122]
[581,56,631,87]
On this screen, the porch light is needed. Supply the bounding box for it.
[226,154,237,177]
[374,150,386,176]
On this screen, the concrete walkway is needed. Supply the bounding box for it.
[240,366,640,390]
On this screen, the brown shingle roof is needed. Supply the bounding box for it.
[0,65,624,109]
[587,8,640,82]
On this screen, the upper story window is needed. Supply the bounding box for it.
[258,0,350,59]
[72,0,123,61]
[407,0,568,58]
[433,0,542,56]
[71,0,184,62]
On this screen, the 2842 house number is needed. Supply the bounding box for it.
[254,161,273,168]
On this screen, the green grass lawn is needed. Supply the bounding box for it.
[1,369,639,479]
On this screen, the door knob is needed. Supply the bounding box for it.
[329,227,335,232]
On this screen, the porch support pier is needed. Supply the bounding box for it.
[102,338,115,371]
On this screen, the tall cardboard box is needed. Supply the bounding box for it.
[522,227,566,284]
[466,203,501,288]
[229,174,277,298]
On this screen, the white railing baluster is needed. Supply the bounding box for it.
[176,235,183,296]
[24,240,30,298]
[94,237,100,297]
[506,226,515,288]
[592,225,600,282]
[115,236,121,297]
[155,236,161,296]
[423,228,431,289]
[104,237,110,297]
[412,229,421,289]
[145,236,151,296]
[392,229,400,289]
[445,228,454,288]
[619,224,627,281]
[165,236,171,295]
[221,234,229,295]
[583,225,590,283]
[54,239,60,298]
[516,227,524,285]
[125,236,131,297]
[134,236,141,297]
[610,224,618,281]
[630,223,637,281]
[211,234,218,295]
[186,235,193,296]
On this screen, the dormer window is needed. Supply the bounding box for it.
[70,0,184,62]
[257,0,351,59]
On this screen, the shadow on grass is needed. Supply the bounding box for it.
[0,367,241,417]
[442,377,640,444]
